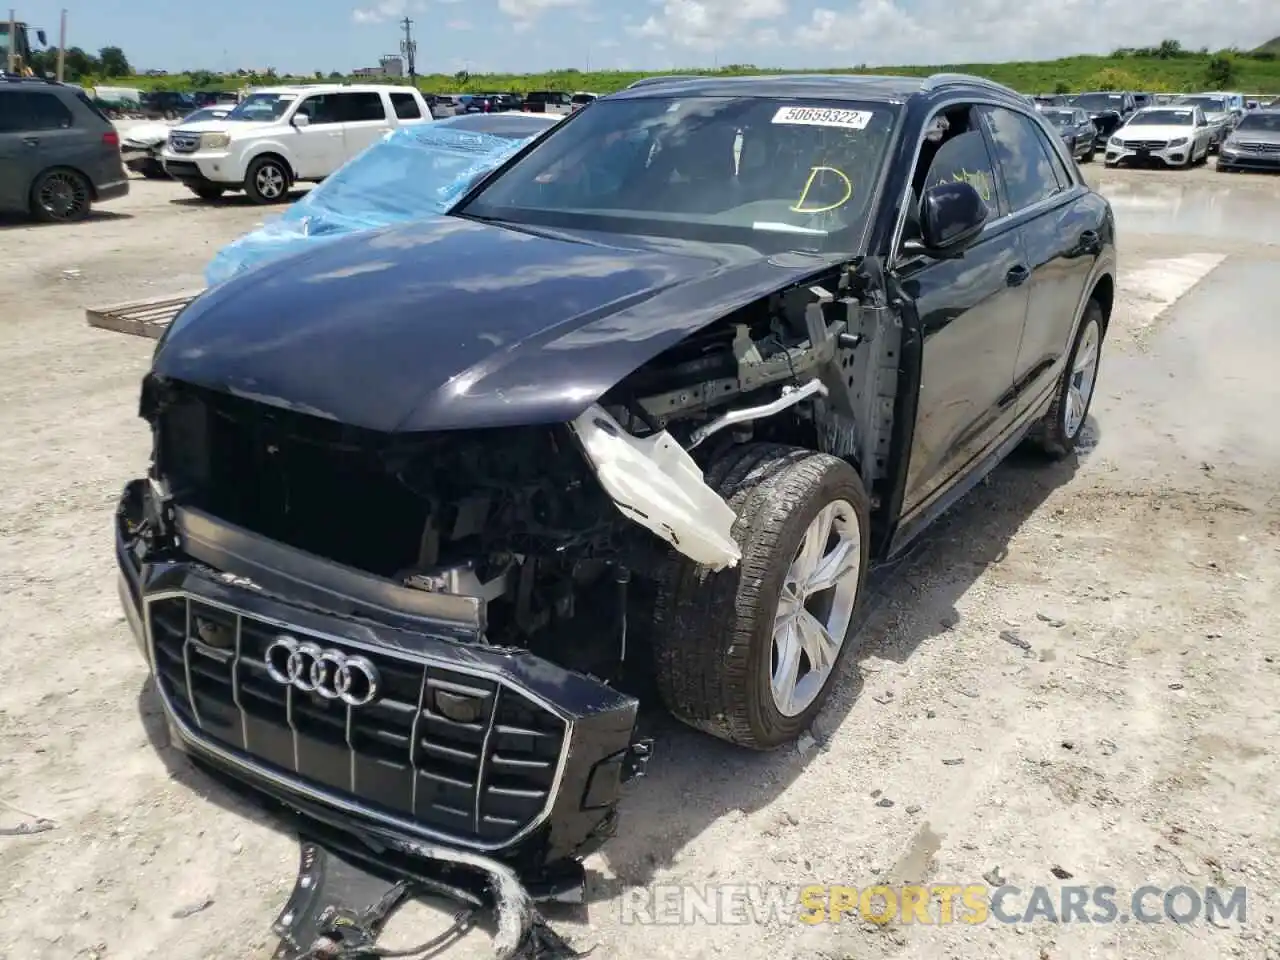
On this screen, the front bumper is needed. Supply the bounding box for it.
[1104,139,1194,166]
[116,478,646,882]
[160,150,238,187]
[1218,145,1280,171]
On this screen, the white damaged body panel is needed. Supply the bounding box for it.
[569,404,742,570]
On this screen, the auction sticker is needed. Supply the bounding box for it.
[772,106,873,130]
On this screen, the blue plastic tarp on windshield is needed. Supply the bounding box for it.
[204,124,529,287]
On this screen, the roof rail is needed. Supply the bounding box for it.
[1,71,61,85]
[922,72,1017,97]
[626,74,703,89]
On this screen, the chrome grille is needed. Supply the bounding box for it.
[1238,141,1280,154]
[1124,139,1169,150]
[168,132,200,153]
[147,593,568,846]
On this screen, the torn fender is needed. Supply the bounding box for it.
[568,404,742,570]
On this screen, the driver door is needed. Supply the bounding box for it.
[896,106,1031,520]
[289,94,346,178]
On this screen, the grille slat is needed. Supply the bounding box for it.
[147,593,567,845]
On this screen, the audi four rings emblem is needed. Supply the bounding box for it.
[264,635,381,706]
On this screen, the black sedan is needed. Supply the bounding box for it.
[1040,106,1097,161]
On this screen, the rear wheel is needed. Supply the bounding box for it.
[651,444,871,750]
[30,168,92,223]
[1029,300,1104,459]
[244,156,290,204]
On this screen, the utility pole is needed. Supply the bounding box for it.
[7,10,15,74]
[57,8,66,82]
[399,16,417,87]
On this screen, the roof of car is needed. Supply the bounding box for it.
[610,72,1027,105]
[248,83,419,95]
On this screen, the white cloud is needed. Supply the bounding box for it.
[446,18,472,29]
[628,0,789,50]
[352,0,408,24]
[498,0,587,26]
[789,0,1275,66]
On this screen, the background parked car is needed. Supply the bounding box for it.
[140,90,196,119]
[570,91,598,112]
[161,83,433,204]
[1068,91,1137,150]
[119,105,231,178]
[1171,93,1237,151]
[1040,106,1097,161]
[1217,108,1280,172]
[521,90,572,114]
[0,77,128,222]
[1104,104,1214,168]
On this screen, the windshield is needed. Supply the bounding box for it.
[1129,109,1196,126]
[1176,96,1226,112]
[182,107,228,124]
[1071,94,1125,111]
[226,92,296,121]
[1043,109,1075,126]
[1235,113,1280,133]
[459,96,899,253]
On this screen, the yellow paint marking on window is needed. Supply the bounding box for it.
[790,166,853,214]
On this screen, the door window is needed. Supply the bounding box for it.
[922,128,1000,217]
[28,93,74,130]
[980,106,1062,213]
[390,92,421,119]
[332,92,386,122]
[294,95,341,124]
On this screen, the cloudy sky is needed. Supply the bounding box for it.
[19,0,1279,76]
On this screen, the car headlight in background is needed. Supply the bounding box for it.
[1109,136,1122,147]
[1168,137,1188,147]
[200,132,231,150]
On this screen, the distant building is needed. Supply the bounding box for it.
[352,55,404,78]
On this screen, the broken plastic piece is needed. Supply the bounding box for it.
[568,405,741,571]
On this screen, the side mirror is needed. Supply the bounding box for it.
[37,29,47,44]
[902,181,988,260]
[292,113,311,128]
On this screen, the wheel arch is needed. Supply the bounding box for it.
[1088,272,1115,333]
[245,149,295,182]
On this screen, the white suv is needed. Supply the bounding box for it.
[160,84,433,204]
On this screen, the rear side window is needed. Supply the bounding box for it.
[0,91,74,132]
[389,92,421,119]
[75,91,111,124]
[980,106,1062,213]
[28,92,74,130]
[336,92,386,122]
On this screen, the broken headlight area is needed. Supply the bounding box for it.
[117,378,675,887]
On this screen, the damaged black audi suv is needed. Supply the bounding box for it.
[116,72,1116,890]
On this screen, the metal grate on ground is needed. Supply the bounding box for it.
[85,292,201,340]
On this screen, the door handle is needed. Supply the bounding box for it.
[1006,264,1030,287]
[22,136,40,147]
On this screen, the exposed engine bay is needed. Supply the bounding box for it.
[138,260,897,663]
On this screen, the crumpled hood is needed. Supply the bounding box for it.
[154,215,841,432]
[121,121,171,145]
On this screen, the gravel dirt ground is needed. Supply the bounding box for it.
[1,162,1278,960]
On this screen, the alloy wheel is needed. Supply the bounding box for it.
[771,499,861,717]
[255,163,286,200]
[1063,317,1101,439]
[37,172,89,222]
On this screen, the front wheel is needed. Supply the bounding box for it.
[244,156,290,204]
[651,444,871,750]
[1083,144,1096,163]
[1029,300,1105,459]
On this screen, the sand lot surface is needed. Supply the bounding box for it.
[1,163,1278,960]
